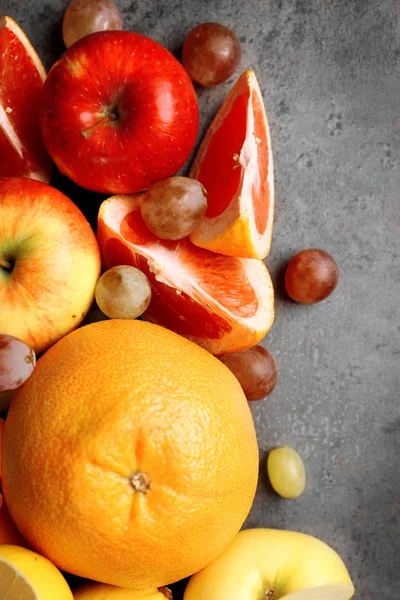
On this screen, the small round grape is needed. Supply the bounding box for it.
[95,266,151,319]
[219,345,278,401]
[182,22,242,87]
[63,0,123,48]
[267,447,306,499]
[0,334,36,394]
[285,249,339,304]
[141,177,207,241]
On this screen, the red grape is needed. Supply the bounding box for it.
[141,177,207,240]
[219,345,277,401]
[182,23,241,87]
[285,249,339,304]
[0,334,36,394]
[62,0,123,48]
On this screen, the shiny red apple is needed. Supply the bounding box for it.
[39,31,199,194]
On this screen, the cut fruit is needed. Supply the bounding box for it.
[190,70,274,260]
[184,529,355,600]
[0,545,73,599]
[0,16,52,182]
[98,194,274,354]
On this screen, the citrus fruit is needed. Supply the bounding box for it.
[0,17,52,182]
[0,544,73,599]
[74,583,170,599]
[2,319,259,589]
[0,416,4,464]
[0,497,27,546]
[190,70,274,260]
[97,194,274,354]
[0,418,27,547]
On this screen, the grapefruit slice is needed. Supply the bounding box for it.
[190,70,274,260]
[0,16,52,182]
[97,194,274,354]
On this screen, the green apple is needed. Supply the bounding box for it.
[184,529,354,600]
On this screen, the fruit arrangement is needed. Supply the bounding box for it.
[0,2,353,600]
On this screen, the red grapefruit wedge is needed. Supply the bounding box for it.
[98,194,274,354]
[190,70,274,260]
[0,16,52,182]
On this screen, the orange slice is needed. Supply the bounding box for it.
[98,194,274,354]
[0,16,52,182]
[190,70,274,260]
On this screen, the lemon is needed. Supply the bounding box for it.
[0,545,73,599]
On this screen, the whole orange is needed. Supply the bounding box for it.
[0,498,27,546]
[2,320,258,590]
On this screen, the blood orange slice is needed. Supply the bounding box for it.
[98,194,274,354]
[190,70,274,260]
[0,16,52,182]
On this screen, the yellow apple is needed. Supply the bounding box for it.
[184,528,354,600]
[0,177,100,354]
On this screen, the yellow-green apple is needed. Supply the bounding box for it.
[0,16,52,182]
[39,31,198,194]
[184,528,354,600]
[0,177,100,354]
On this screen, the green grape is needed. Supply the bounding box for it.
[267,446,306,499]
[95,266,151,319]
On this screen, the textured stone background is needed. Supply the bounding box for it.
[2,0,399,598]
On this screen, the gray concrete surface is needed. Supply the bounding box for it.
[2,0,399,597]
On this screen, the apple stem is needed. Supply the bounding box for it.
[0,258,12,271]
[81,112,117,139]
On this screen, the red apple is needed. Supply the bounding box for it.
[39,31,199,194]
[0,177,101,354]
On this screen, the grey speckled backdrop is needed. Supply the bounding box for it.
[1,0,399,598]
